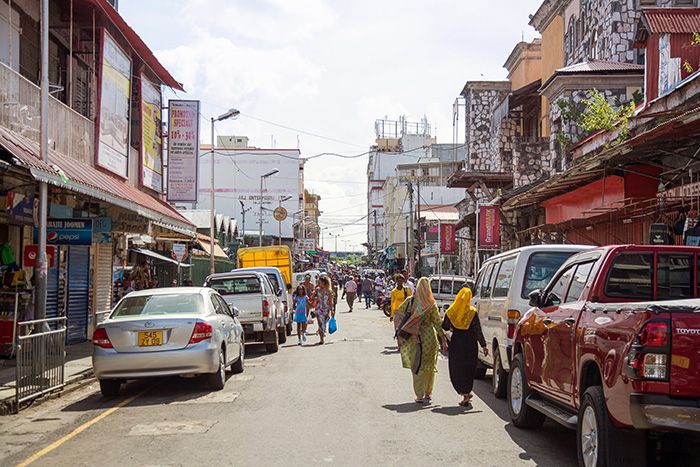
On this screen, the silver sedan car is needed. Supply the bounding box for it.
[92,287,244,397]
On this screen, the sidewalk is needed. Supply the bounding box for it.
[0,341,94,414]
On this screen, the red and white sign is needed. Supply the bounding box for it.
[478,205,501,249]
[23,245,57,268]
[167,100,200,202]
[440,223,456,255]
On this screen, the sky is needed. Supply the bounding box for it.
[120,0,543,252]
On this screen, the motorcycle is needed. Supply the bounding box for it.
[375,287,391,317]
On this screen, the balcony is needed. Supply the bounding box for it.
[0,61,94,164]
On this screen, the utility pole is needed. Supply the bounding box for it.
[407,182,414,275]
[416,176,422,277]
[240,201,251,247]
[373,209,379,252]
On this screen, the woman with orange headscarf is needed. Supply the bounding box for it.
[395,277,447,403]
[442,285,488,407]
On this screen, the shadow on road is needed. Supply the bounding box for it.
[380,345,399,356]
[382,402,433,413]
[430,406,483,416]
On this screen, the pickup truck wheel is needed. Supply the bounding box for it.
[265,330,280,353]
[578,386,608,467]
[492,348,508,399]
[277,326,287,344]
[286,321,293,336]
[206,349,226,391]
[508,353,545,429]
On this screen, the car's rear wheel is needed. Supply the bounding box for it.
[207,349,226,390]
[99,379,121,397]
[577,386,608,467]
[508,353,545,429]
[492,347,508,399]
[231,341,245,374]
[265,329,279,353]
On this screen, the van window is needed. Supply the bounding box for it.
[565,262,594,303]
[658,254,693,299]
[440,279,453,295]
[484,262,500,297]
[430,279,439,294]
[452,279,465,294]
[548,265,576,306]
[492,256,516,298]
[605,253,653,300]
[521,252,577,299]
[266,273,281,293]
[478,264,494,299]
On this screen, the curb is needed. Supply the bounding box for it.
[0,369,95,416]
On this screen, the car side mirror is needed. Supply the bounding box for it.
[231,307,240,317]
[528,289,542,307]
[276,289,282,296]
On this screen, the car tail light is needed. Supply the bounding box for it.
[639,322,668,347]
[189,321,213,344]
[92,328,113,349]
[641,353,668,379]
[262,299,270,318]
[507,309,520,339]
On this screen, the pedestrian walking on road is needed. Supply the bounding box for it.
[343,276,357,312]
[390,274,412,321]
[293,285,310,345]
[395,277,446,403]
[362,276,374,308]
[442,286,488,407]
[315,277,334,345]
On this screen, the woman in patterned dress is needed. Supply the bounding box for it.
[315,276,334,345]
[396,277,447,403]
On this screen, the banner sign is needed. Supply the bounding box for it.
[23,245,56,268]
[6,192,34,225]
[140,75,163,193]
[440,223,456,255]
[93,216,112,243]
[96,31,132,178]
[171,243,187,262]
[167,100,200,202]
[478,205,501,249]
[35,219,93,245]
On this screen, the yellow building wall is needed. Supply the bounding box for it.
[539,16,564,137]
[509,53,542,91]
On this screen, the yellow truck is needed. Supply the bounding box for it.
[236,246,293,288]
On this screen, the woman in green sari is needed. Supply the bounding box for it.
[395,277,447,403]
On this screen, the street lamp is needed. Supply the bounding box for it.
[239,200,251,246]
[210,108,240,275]
[259,168,279,246]
[278,195,292,245]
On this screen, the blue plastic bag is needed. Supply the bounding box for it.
[328,316,337,334]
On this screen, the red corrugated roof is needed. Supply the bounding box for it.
[641,8,700,34]
[556,60,645,73]
[84,0,184,91]
[0,127,194,233]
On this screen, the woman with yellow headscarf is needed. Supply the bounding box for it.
[395,277,447,403]
[442,285,488,407]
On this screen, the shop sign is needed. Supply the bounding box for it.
[35,219,93,245]
[23,245,56,268]
[93,217,112,243]
[440,223,456,255]
[297,238,315,251]
[171,243,187,262]
[140,75,163,193]
[167,99,200,202]
[109,210,149,233]
[478,205,500,250]
[6,192,34,225]
[273,206,287,221]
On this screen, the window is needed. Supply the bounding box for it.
[211,294,224,314]
[484,262,500,298]
[658,254,693,299]
[673,0,693,5]
[521,252,578,298]
[639,0,656,5]
[479,263,495,299]
[111,294,204,318]
[207,277,262,295]
[266,273,281,293]
[440,279,453,295]
[565,262,595,303]
[605,253,653,300]
[452,279,465,294]
[492,256,517,298]
[430,279,439,294]
[548,266,576,307]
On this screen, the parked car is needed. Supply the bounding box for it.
[473,244,591,398]
[509,245,700,466]
[204,271,286,352]
[429,275,475,313]
[235,267,292,336]
[92,287,244,397]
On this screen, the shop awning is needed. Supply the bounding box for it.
[0,127,196,237]
[131,248,191,267]
[196,234,229,259]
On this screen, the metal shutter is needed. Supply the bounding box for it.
[93,242,112,319]
[66,246,89,344]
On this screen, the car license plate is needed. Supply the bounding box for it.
[138,330,163,347]
[243,324,254,334]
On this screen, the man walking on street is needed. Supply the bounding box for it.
[344,276,357,312]
[362,276,374,309]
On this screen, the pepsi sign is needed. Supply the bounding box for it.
[35,219,93,245]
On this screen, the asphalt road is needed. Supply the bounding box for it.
[1,301,580,467]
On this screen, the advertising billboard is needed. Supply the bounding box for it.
[167,100,200,202]
[440,223,456,255]
[96,31,132,178]
[198,149,301,238]
[478,205,501,249]
[140,75,163,192]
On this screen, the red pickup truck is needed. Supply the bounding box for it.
[508,245,700,467]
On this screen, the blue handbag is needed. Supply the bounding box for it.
[328,316,337,334]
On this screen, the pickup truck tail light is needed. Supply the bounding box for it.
[189,321,213,344]
[262,299,270,318]
[507,309,520,339]
[628,320,669,380]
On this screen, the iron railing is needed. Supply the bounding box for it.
[15,317,67,413]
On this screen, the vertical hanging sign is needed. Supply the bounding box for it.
[167,100,200,202]
[440,223,456,255]
[140,75,163,193]
[478,205,501,249]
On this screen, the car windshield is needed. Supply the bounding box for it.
[521,252,578,298]
[208,276,261,295]
[111,293,203,318]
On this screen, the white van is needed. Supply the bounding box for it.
[474,244,591,399]
[429,275,475,314]
[292,270,320,290]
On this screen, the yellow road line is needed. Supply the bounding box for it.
[16,390,144,467]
